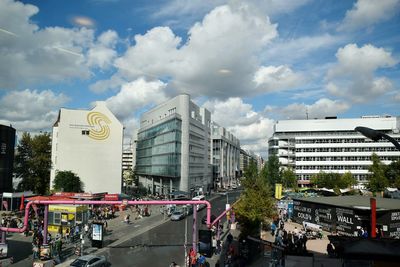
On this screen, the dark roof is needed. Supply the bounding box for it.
[293,195,400,211]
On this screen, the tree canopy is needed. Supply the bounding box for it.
[260,154,281,186]
[281,168,298,189]
[235,161,276,237]
[368,153,389,193]
[385,159,400,188]
[53,170,84,192]
[15,132,51,195]
[311,171,357,189]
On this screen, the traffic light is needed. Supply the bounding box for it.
[198,229,212,257]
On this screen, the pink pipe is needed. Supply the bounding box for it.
[0,200,212,233]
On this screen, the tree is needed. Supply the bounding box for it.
[340,172,357,189]
[281,168,298,189]
[261,154,281,186]
[386,159,400,188]
[53,171,84,192]
[235,162,276,238]
[15,132,52,194]
[368,153,389,194]
[15,133,33,190]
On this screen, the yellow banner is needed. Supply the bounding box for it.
[275,183,282,200]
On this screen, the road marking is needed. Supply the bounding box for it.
[134,225,140,228]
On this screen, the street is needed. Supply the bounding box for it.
[96,191,240,266]
[7,190,241,266]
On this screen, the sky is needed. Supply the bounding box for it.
[0,0,399,157]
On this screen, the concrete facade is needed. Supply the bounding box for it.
[268,116,400,186]
[135,94,212,195]
[211,122,240,189]
[50,102,123,194]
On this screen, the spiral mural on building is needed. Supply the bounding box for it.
[87,111,111,140]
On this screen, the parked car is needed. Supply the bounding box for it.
[70,255,107,267]
[170,211,185,221]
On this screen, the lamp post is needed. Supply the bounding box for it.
[355,126,400,238]
[354,126,400,151]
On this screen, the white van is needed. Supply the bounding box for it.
[192,195,206,211]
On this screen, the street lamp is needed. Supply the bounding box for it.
[355,126,400,151]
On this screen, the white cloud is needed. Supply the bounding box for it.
[266,98,350,120]
[338,0,400,31]
[104,78,168,121]
[93,4,279,98]
[0,0,120,89]
[203,98,260,126]
[254,65,305,92]
[326,43,397,102]
[202,97,274,157]
[0,89,69,131]
[86,30,119,69]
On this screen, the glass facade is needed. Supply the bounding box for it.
[136,118,182,177]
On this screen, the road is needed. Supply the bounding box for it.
[97,191,241,267]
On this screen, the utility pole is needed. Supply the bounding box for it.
[184,217,188,267]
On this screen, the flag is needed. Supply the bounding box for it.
[20,194,25,211]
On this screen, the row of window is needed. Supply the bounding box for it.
[296,156,399,161]
[137,131,181,149]
[136,165,180,177]
[295,165,368,170]
[298,174,369,181]
[137,142,181,158]
[296,147,399,152]
[136,154,181,166]
[138,118,181,140]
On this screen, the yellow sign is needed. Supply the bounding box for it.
[87,111,111,140]
[275,183,282,200]
[49,205,88,213]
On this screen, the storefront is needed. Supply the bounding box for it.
[47,204,89,235]
[292,196,400,237]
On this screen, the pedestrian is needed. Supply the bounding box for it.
[84,224,89,236]
[271,222,276,236]
[189,248,197,267]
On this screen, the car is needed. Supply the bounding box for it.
[70,255,107,267]
[170,211,185,221]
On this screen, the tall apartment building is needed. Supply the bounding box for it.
[50,102,123,193]
[135,94,212,195]
[122,147,133,172]
[211,122,240,189]
[268,116,400,187]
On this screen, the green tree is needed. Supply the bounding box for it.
[368,153,389,194]
[15,132,51,194]
[15,133,34,190]
[261,154,281,186]
[53,171,84,192]
[340,172,357,189]
[281,168,297,189]
[235,162,276,238]
[386,159,400,188]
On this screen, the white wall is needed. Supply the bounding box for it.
[51,102,123,194]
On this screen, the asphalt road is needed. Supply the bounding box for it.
[97,191,241,267]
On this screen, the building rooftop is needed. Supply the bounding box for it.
[293,195,400,211]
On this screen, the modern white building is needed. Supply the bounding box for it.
[268,116,400,187]
[211,123,240,189]
[135,94,212,195]
[50,102,123,193]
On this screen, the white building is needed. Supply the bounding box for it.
[50,102,123,193]
[135,94,212,195]
[268,116,400,187]
[122,147,133,172]
[211,122,240,189]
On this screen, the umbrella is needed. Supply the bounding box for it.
[20,194,25,211]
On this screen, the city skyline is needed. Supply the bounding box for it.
[0,0,399,157]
